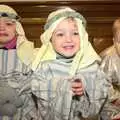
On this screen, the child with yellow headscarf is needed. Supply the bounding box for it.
[0,5,37,120]
[21,7,110,120]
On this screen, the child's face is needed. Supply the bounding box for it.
[0,17,16,45]
[114,42,120,56]
[51,18,80,57]
[114,31,120,56]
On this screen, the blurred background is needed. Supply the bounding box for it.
[1,0,120,54]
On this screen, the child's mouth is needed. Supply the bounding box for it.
[63,45,74,50]
[0,33,8,36]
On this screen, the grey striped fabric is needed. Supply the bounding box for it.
[28,59,109,120]
[0,49,30,74]
[0,49,37,120]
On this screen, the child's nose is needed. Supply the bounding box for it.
[66,34,72,42]
[0,23,5,30]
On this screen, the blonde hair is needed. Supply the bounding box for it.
[112,18,120,39]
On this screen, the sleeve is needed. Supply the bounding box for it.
[11,71,38,120]
[70,67,109,120]
[19,73,39,120]
[100,56,114,83]
[100,56,120,101]
[20,92,38,120]
[100,55,120,85]
[0,71,38,120]
[100,56,120,119]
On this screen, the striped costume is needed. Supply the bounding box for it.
[0,49,37,120]
[27,57,109,120]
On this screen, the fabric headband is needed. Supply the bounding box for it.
[44,11,87,30]
[0,12,20,20]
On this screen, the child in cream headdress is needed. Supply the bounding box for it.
[22,7,110,120]
[100,18,120,120]
[0,5,37,120]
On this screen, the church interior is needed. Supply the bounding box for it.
[1,0,120,54]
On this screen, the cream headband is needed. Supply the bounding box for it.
[0,12,20,20]
[44,11,86,30]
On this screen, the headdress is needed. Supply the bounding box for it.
[0,5,35,66]
[32,7,100,75]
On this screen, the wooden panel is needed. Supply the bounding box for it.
[0,0,120,53]
[92,37,113,53]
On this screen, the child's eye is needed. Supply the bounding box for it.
[73,32,79,35]
[5,21,15,26]
[56,33,64,37]
[6,22,14,26]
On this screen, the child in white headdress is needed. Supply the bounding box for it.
[0,5,37,120]
[21,7,110,120]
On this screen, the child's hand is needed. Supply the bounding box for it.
[71,79,84,96]
[112,112,120,120]
[112,98,120,107]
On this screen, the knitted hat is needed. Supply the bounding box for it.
[32,7,101,75]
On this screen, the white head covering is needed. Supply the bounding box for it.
[32,7,101,75]
[0,5,35,66]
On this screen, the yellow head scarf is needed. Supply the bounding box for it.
[0,5,35,66]
[32,7,101,75]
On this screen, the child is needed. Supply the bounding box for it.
[0,5,37,120]
[100,18,120,120]
[21,7,109,120]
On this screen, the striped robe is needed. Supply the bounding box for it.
[27,57,109,120]
[0,49,37,120]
